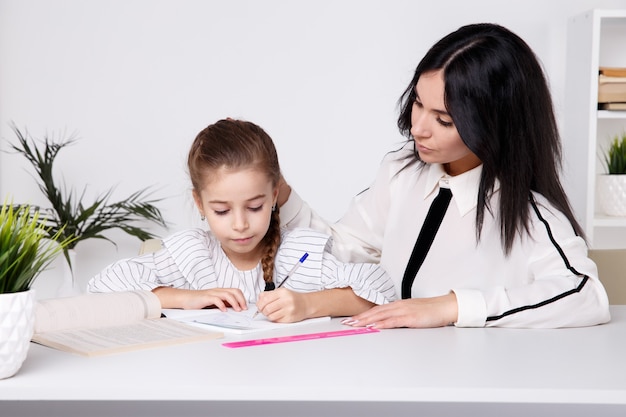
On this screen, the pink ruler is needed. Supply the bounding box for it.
[222,327,379,348]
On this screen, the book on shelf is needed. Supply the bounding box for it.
[598,74,626,103]
[598,68,626,103]
[599,67,626,77]
[599,102,626,111]
[32,290,223,357]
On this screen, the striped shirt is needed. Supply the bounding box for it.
[88,227,397,305]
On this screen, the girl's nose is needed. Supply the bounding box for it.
[232,211,249,231]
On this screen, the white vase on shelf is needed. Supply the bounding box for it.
[597,174,626,216]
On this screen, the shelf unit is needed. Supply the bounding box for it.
[563,9,626,249]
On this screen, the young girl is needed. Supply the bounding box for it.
[277,23,611,328]
[88,119,396,322]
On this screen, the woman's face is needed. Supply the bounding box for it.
[410,70,481,176]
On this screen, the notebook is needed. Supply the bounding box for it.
[162,306,330,334]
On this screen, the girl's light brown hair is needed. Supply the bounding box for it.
[188,118,281,285]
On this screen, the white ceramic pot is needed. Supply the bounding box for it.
[597,174,626,216]
[0,289,35,379]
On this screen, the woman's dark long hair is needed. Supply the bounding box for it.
[397,23,584,254]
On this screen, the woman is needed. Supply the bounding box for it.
[277,23,611,328]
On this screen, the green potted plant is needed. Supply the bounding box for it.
[0,201,74,379]
[598,131,626,216]
[8,124,168,294]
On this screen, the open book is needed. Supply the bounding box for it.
[163,307,330,334]
[32,291,222,357]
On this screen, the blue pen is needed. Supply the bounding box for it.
[252,252,309,318]
[276,252,309,288]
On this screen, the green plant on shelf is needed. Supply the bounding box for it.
[603,131,626,175]
[7,123,168,268]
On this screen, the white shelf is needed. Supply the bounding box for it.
[563,9,626,249]
[594,215,626,227]
[597,110,626,119]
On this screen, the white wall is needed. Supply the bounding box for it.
[1,0,625,298]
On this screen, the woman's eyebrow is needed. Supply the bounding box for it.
[415,91,450,116]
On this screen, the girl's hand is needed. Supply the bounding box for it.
[342,292,459,329]
[153,287,248,311]
[256,288,310,323]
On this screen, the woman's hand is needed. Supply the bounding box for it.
[153,287,248,311]
[256,288,310,323]
[342,292,459,329]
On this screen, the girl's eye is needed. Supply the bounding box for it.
[214,209,229,216]
[249,205,263,212]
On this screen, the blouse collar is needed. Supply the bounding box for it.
[423,163,487,217]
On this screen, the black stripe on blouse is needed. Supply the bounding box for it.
[485,196,590,323]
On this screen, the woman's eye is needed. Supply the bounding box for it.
[249,205,263,212]
[437,117,453,128]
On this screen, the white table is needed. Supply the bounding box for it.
[2,306,626,417]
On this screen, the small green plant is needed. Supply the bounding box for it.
[0,201,74,293]
[8,123,168,268]
[604,132,626,175]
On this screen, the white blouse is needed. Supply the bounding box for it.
[280,143,611,328]
[88,227,397,306]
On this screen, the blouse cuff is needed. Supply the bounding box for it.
[452,288,487,327]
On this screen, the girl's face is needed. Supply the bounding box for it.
[193,167,278,268]
[410,70,481,176]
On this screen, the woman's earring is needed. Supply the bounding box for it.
[272,204,276,212]
[200,214,206,221]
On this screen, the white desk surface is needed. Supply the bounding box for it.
[2,306,626,417]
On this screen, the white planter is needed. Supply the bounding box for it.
[597,175,626,216]
[0,290,35,379]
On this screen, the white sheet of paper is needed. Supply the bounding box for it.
[162,306,330,334]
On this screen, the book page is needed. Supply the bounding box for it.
[32,318,222,357]
[163,307,330,334]
[34,290,162,334]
